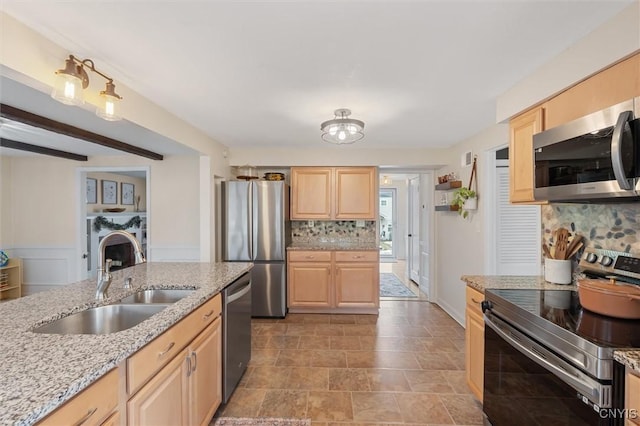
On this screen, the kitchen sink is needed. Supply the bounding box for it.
[32,304,169,335]
[118,289,195,304]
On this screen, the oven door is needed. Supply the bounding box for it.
[483,312,623,426]
[533,98,639,202]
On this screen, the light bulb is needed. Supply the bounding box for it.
[338,130,347,141]
[329,125,338,136]
[349,125,357,135]
[51,74,84,106]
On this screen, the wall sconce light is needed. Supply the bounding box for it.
[51,55,123,121]
[382,176,390,185]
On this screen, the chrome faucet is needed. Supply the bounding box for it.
[96,230,146,300]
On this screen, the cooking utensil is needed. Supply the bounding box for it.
[565,235,583,259]
[567,241,584,260]
[542,243,553,259]
[577,278,640,319]
[554,228,569,259]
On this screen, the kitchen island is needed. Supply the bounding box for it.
[0,261,252,426]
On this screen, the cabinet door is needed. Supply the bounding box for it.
[189,318,222,426]
[335,167,377,219]
[465,306,484,402]
[128,348,190,426]
[288,262,332,307]
[291,167,333,219]
[334,262,379,308]
[509,107,543,203]
[626,369,640,426]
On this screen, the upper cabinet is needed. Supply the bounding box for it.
[508,52,640,204]
[291,167,377,220]
[509,107,544,203]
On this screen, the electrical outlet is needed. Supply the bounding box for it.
[356,220,365,228]
[307,220,314,227]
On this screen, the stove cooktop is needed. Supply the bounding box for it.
[487,288,640,349]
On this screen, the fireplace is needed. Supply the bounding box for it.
[101,234,135,271]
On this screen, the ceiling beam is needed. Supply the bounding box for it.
[0,104,164,160]
[0,137,88,161]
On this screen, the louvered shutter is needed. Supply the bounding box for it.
[496,167,541,275]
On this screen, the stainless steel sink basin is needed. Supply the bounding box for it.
[32,304,169,334]
[118,289,195,304]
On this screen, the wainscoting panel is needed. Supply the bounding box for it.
[10,247,76,295]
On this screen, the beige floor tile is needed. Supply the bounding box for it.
[343,324,377,336]
[415,352,460,370]
[276,349,313,367]
[442,370,473,395]
[439,394,484,425]
[351,391,403,422]
[299,335,331,350]
[258,323,288,336]
[366,369,411,391]
[354,315,380,324]
[447,352,466,370]
[404,370,456,393]
[286,367,329,390]
[244,366,291,389]
[251,335,270,349]
[265,335,301,349]
[236,366,254,388]
[307,391,354,422]
[422,337,461,353]
[257,389,309,418]
[396,393,454,424]
[219,388,266,417]
[347,351,421,369]
[329,368,370,391]
[302,314,331,324]
[401,325,433,338]
[359,336,424,352]
[286,323,317,336]
[311,350,347,368]
[315,324,346,336]
[330,314,357,324]
[330,336,362,350]
[249,349,281,366]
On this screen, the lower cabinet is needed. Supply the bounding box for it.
[36,368,119,426]
[626,367,640,426]
[465,286,484,401]
[288,250,379,313]
[128,318,222,426]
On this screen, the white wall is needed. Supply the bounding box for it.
[0,156,13,250]
[434,124,509,325]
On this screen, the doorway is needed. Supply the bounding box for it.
[379,188,396,259]
[77,166,150,281]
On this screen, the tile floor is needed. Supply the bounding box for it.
[215,299,483,425]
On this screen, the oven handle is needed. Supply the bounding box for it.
[611,110,633,190]
[484,312,611,408]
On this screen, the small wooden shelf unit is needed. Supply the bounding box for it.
[0,258,22,300]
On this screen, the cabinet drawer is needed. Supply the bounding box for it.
[37,368,118,426]
[288,251,332,262]
[466,286,484,317]
[127,294,222,395]
[334,251,378,263]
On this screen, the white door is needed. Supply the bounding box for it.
[408,177,420,283]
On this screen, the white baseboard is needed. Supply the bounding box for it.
[436,298,465,327]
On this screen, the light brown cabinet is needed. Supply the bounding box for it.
[509,106,544,203]
[290,167,377,220]
[127,294,223,426]
[288,250,379,314]
[0,258,22,300]
[465,286,484,401]
[36,368,119,426]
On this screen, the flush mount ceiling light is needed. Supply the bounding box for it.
[51,55,123,121]
[320,108,365,144]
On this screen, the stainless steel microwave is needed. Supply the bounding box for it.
[533,98,640,202]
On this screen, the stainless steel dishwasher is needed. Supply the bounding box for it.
[222,271,252,403]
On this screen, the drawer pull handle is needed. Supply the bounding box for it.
[73,407,98,426]
[203,309,215,320]
[353,255,363,259]
[305,255,314,259]
[471,298,482,304]
[158,342,175,357]
[191,351,197,372]
[186,356,192,377]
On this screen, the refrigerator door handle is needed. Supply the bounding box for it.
[251,182,259,260]
[247,184,254,259]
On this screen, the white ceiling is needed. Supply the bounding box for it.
[1,1,634,151]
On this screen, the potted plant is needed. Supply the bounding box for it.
[451,187,477,219]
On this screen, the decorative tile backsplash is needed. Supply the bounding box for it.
[542,203,640,253]
[291,221,376,244]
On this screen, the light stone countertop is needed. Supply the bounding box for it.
[461,275,640,374]
[287,242,379,251]
[0,261,253,426]
[461,275,577,293]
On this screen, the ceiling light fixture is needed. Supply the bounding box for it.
[320,108,364,144]
[51,55,123,121]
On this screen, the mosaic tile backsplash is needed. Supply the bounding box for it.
[542,203,640,253]
[291,221,376,244]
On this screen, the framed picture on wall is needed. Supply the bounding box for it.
[86,178,97,204]
[102,180,117,204]
[121,183,135,205]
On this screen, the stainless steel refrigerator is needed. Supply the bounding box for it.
[222,180,290,317]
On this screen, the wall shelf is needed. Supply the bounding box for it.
[435,180,462,191]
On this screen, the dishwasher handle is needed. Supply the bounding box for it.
[227,281,251,304]
[484,311,611,408]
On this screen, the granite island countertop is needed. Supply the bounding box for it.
[0,261,252,426]
[287,242,379,251]
[461,275,577,293]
